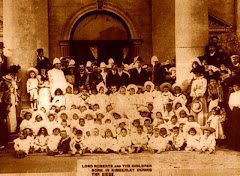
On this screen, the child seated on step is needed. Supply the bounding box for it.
[131,125,148,153]
[117,128,132,154]
[14,132,31,158]
[199,126,216,154]
[47,127,61,156]
[57,130,71,154]
[70,130,85,156]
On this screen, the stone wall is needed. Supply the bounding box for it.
[208,0,235,26]
[48,0,153,63]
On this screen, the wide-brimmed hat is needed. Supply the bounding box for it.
[20,109,33,119]
[201,125,216,133]
[183,123,201,136]
[127,84,138,93]
[171,83,183,93]
[27,67,38,76]
[160,82,172,92]
[144,81,154,92]
[8,65,21,74]
[191,99,203,113]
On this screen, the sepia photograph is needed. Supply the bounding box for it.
[0,0,240,176]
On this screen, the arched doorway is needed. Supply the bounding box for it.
[69,11,131,65]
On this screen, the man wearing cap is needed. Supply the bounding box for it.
[130,56,148,86]
[36,48,50,69]
[0,42,7,77]
[229,55,240,72]
[48,58,68,97]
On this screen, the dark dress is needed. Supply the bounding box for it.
[229,107,240,150]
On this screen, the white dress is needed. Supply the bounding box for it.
[37,75,51,107]
[207,115,225,139]
[48,68,68,96]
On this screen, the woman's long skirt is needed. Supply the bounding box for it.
[229,107,240,151]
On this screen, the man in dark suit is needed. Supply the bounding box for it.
[75,63,89,90]
[0,42,7,77]
[130,56,148,86]
[36,48,50,70]
[116,64,129,87]
[106,65,119,89]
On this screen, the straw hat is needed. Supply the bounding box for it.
[126,84,138,93]
[171,83,183,93]
[26,67,38,76]
[20,109,33,119]
[160,82,171,92]
[201,125,216,133]
[191,99,203,113]
[183,123,201,136]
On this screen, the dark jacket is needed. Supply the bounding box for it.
[130,67,148,86]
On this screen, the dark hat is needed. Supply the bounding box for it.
[8,65,21,74]
[0,42,4,49]
[207,72,220,81]
[191,65,205,75]
[134,56,144,62]
[37,48,43,52]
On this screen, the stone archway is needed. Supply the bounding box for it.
[59,2,142,63]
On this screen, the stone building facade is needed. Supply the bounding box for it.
[2,0,240,107]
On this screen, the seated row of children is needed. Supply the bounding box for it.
[14,104,220,158]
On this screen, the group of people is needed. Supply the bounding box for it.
[1,35,240,158]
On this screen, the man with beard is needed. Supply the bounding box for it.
[75,62,89,90]
[204,45,223,68]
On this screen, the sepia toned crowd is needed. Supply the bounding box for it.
[4,37,240,158]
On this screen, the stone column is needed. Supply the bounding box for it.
[3,0,49,108]
[152,0,175,63]
[175,0,208,83]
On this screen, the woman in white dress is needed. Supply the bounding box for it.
[48,58,68,97]
[190,66,208,126]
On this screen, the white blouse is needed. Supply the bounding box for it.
[228,90,240,110]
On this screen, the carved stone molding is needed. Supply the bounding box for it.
[96,0,104,10]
